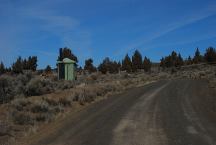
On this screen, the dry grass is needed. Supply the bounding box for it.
[1,65,216,144]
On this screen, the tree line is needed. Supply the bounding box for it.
[56,48,151,74]
[1,46,216,76]
[84,50,151,74]
[0,56,37,75]
[160,47,216,68]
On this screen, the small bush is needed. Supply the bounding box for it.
[14,82,25,95]
[76,88,97,105]
[25,78,43,96]
[58,98,71,107]
[50,106,63,114]
[90,74,98,81]
[40,79,55,93]
[71,90,80,101]
[31,102,49,113]
[78,94,85,105]
[85,88,97,102]
[0,75,14,104]
[44,98,58,106]
[16,73,32,85]
[35,114,46,122]
[11,99,29,111]
[12,112,34,125]
[58,81,74,90]
[0,122,11,136]
[95,87,106,96]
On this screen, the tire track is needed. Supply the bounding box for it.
[111,83,169,145]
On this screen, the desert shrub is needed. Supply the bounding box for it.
[58,98,71,107]
[31,101,49,113]
[15,104,24,111]
[84,88,97,102]
[0,122,11,136]
[50,75,58,81]
[171,68,177,74]
[0,75,14,104]
[10,74,30,96]
[40,79,55,94]
[95,86,106,96]
[44,98,58,106]
[24,77,55,96]
[18,99,31,107]
[36,70,43,75]
[25,78,43,96]
[57,81,74,90]
[12,112,34,125]
[14,82,26,95]
[16,73,32,85]
[121,73,129,79]
[75,88,98,105]
[90,74,98,81]
[85,74,98,84]
[104,84,116,92]
[120,79,130,87]
[35,114,46,122]
[11,99,31,111]
[51,106,64,114]
[35,113,54,122]
[72,91,80,101]
[78,92,86,105]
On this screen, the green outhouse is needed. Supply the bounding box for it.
[57,58,76,81]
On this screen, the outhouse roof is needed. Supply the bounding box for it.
[57,58,76,64]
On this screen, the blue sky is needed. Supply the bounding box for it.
[0,0,216,68]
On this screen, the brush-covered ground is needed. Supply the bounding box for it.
[0,64,216,145]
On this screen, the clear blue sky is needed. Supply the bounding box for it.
[0,0,216,68]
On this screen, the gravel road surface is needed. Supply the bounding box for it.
[26,79,216,145]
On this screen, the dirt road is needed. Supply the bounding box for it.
[25,79,216,145]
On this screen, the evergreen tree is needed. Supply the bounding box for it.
[44,65,52,73]
[58,47,78,68]
[98,58,121,74]
[58,47,78,63]
[117,61,122,72]
[171,51,178,67]
[166,56,172,67]
[176,53,184,67]
[22,59,28,70]
[132,50,142,72]
[84,58,97,73]
[160,57,166,68]
[28,56,38,71]
[5,67,11,72]
[98,57,110,74]
[122,54,132,73]
[204,47,216,62]
[186,56,192,65]
[193,48,203,64]
[143,56,151,72]
[109,61,119,74]
[12,56,23,74]
[0,61,5,75]
[160,51,184,68]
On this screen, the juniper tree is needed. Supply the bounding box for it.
[204,47,216,63]
[45,65,52,73]
[122,54,132,73]
[132,50,142,72]
[143,56,151,72]
[193,48,203,64]
[12,56,23,74]
[84,58,97,73]
[0,61,5,75]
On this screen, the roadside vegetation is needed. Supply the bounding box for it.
[0,46,216,144]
